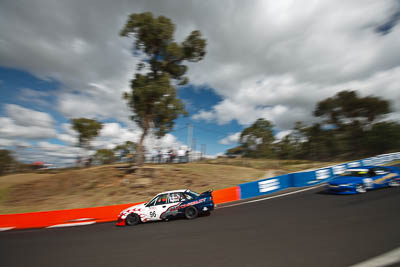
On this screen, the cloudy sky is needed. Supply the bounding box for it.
[1,0,400,165]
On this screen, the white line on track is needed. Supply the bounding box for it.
[349,247,400,267]
[46,221,96,228]
[218,184,325,209]
[0,227,15,231]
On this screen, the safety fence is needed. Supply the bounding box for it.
[1,152,398,230]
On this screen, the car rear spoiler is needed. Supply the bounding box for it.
[385,166,400,175]
[200,190,213,197]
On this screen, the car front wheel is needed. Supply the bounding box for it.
[389,179,400,187]
[126,213,140,226]
[356,184,367,194]
[184,206,198,220]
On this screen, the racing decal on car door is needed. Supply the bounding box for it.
[374,173,397,184]
[150,193,182,221]
[141,206,156,222]
[159,203,181,219]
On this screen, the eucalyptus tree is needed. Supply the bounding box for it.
[239,118,275,158]
[71,118,103,159]
[120,12,206,165]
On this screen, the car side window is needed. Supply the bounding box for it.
[168,192,183,203]
[155,194,168,205]
[183,193,194,200]
[374,167,387,175]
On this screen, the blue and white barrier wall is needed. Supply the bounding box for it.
[290,152,400,188]
[239,175,291,199]
[237,152,400,200]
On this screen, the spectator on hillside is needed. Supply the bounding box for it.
[157,150,162,163]
[169,149,176,163]
[185,149,190,163]
[177,148,185,163]
[162,149,170,163]
[151,149,157,163]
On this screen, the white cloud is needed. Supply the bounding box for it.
[91,122,140,150]
[57,133,76,146]
[192,110,216,122]
[0,0,144,124]
[5,104,54,128]
[18,88,51,107]
[184,0,400,130]
[95,122,181,151]
[61,123,77,136]
[275,130,292,142]
[0,120,54,139]
[16,141,83,166]
[1,0,400,158]
[0,138,31,147]
[37,141,80,155]
[0,105,58,153]
[100,123,128,138]
[219,132,241,145]
[57,80,134,124]
[194,97,313,130]
[192,63,400,131]
[0,105,57,140]
[145,133,181,150]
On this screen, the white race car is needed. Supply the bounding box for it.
[116,189,215,226]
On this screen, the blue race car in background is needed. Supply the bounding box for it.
[326,166,400,194]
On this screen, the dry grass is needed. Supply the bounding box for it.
[0,163,264,214]
[0,158,341,214]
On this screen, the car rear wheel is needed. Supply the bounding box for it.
[389,179,400,187]
[184,206,198,220]
[125,213,140,226]
[356,184,367,193]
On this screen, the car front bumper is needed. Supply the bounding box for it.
[325,185,357,195]
[115,215,126,226]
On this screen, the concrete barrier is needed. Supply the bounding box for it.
[239,175,291,199]
[212,186,240,204]
[0,202,143,230]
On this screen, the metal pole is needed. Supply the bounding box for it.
[192,138,196,161]
[187,123,192,149]
[201,144,206,160]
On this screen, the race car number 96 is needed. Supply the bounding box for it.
[150,211,156,218]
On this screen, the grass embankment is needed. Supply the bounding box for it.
[0,162,266,214]
[0,158,342,214]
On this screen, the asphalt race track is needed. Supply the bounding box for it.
[1,184,400,266]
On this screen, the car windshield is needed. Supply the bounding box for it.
[187,190,200,197]
[341,170,368,177]
[146,196,158,206]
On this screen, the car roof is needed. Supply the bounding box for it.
[155,189,189,195]
[347,165,384,170]
[345,168,369,172]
